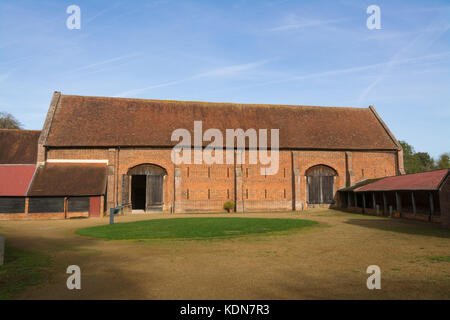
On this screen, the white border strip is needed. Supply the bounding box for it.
[47,159,109,164]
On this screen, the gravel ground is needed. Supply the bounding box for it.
[1,209,449,299]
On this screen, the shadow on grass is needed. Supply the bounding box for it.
[0,245,51,300]
[0,233,150,299]
[344,218,450,239]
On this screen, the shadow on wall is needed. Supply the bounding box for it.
[344,218,450,239]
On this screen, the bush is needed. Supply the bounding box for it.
[223,201,235,212]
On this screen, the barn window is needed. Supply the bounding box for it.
[187,167,190,177]
[187,189,189,200]
[227,189,230,199]
[208,168,211,178]
[306,165,337,204]
[246,189,248,199]
[227,168,230,178]
[208,189,211,200]
[265,189,267,199]
[284,168,286,178]
[284,189,286,199]
[246,168,249,177]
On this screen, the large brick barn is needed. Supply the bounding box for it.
[0,91,407,219]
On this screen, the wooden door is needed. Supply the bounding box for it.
[306,165,336,204]
[89,196,101,217]
[146,175,163,210]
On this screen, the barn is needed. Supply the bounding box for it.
[1,91,407,219]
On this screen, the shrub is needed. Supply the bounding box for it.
[223,201,235,212]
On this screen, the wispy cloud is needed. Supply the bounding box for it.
[269,18,347,32]
[357,19,450,103]
[86,3,122,23]
[69,52,143,73]
[114,59,272,97]
[207,51,450,95]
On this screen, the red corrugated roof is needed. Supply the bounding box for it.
[356,169,449,192]
[0,165,36,196]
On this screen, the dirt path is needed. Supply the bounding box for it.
[1,210,449,299]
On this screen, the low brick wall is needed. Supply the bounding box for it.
[0,211,89,221]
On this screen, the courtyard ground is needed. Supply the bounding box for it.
[0,209,449,299]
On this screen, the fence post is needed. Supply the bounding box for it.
[110,208,115,225]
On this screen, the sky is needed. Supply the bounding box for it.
[0,0,449,158]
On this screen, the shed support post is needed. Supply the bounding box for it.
[429,192,434,221]
[372,192,376,210]
[395,192,402,217]
[347,192,351,208]
[411,192,416,215]
[354,193,357,208]
[362,193,366,213]
[383,192,387,216]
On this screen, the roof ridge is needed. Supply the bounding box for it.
[0,129,41,132]
[60,93,368,110]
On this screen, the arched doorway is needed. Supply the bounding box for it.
[306,165,337,204]
[126,164,167,211]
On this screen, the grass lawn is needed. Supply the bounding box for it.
[76,217,318,240]
[0,245,51,300]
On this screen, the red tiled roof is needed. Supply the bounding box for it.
[355,169,449,192]
[0,165,36,196]
[0,129,41,164]
[44,94,400,150]
[27,163,107,196]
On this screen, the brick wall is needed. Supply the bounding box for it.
[43,147,400,214]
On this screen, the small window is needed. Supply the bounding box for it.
[187,167,190,177]
[187,189,189,200]
[283,168,286,178]
[227,189,230,199]
[284,189,286,199]
[208,189,211,200]
[246,189,249,199]
[208,168,211,178]
[246,168,249,177]
[265,189,267,199]
[227,168,230,178]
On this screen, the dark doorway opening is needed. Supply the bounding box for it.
[131,175,146,210]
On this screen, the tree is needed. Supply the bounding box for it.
[400,140,420,174]
[399,140,436,174]
[437,153,450,169]
[0,112,22,129]
[415,152,435,172]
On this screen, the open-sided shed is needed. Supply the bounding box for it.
[339,169,450,228]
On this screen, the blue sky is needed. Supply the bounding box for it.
[0,0,449,157]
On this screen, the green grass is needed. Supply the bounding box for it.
[76,217,318,240]
[0,245,51,300]
[428,256,450,263]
